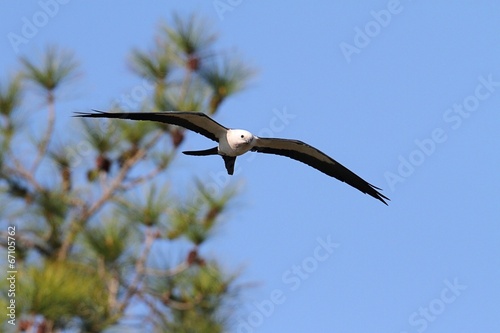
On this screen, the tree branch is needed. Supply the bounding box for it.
[5,153,44,193]
[57,130,164,260]
[118,164,166,191]
[144,261,190,277]
[117,228,157,313]
[31,92,56,174]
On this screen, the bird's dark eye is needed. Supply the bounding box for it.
[241,134,244,138]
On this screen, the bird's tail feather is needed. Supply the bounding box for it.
[182,147,219,156]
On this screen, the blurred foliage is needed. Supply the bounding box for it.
[0,13,254,333]
[18,261,111,331]
[20,45,79,94]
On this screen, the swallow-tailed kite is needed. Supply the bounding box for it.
[75,111,389,205]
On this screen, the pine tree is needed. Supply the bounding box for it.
[0,13,254,333]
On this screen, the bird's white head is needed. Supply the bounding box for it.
[229,129,254,145]
[225,129,255,153]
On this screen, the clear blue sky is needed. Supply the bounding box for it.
[2,1,500,332]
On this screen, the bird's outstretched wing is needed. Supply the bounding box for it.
[252,137,389,205]
[74,110,228,142]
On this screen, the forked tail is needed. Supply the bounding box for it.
[182,147,236,175]
[182,147,219,156]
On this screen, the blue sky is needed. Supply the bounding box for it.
[1,1,500,332]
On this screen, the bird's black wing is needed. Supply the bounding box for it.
[74,110,228,142]
[252,137,389,205]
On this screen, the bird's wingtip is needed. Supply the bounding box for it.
[73,110,108,117]
[73,112,90,117]
[366,182,390,205]
[376,191,390,206]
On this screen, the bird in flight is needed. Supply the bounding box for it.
[75,111,389,205]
